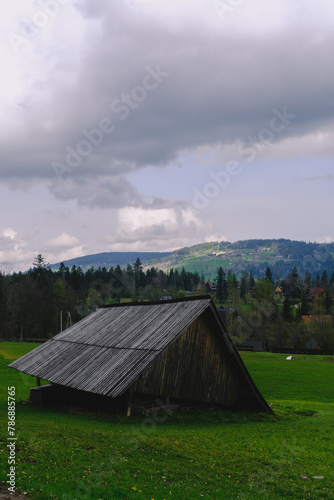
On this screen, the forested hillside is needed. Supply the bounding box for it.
[50,239,334,281]
[156,239,334,280]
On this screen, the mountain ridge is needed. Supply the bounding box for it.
[50,251,171,272]
[50,239,334,280]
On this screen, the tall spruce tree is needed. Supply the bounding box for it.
[240,273,249,300]
[321,270,328,287]
[282,297,293,322]
[304,270,311,287]
[299,292,310,316]
[265,267,274,284]
[133,258,145,292]
[215,267,227,302]
[227,270,237,297]
[291,266,301,298]
[249,270,255,290]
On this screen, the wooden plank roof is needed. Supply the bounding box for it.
[9,297,212,397]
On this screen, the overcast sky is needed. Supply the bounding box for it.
[1,0,334,271]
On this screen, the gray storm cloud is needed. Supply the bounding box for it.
[1,0,334,213]
[3,4,334,161]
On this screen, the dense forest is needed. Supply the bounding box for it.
[0,254,333,350]
[0,255,200,340]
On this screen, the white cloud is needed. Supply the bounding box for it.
[44,246,85,265]
[44,232,81,249]
[204,234,228,243]
[3,227,17,240]
[43,232,84,265]
[0,228,84,271]
[181,208,202,227]
[118,207,177,232]
[319,236,334,244]
[0,228,34,269]
[106,205,217,252]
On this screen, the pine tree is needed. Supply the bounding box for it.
[58,262,66,280]
[126,263,134,277]
[110,265,125,299]
[291,266,301,299]
[291,266,299,280]
[249,270,255,290]
[265,267,274,284]
[215,267,227,302]
[227,270,237,297]
[133,258,145,292]
[321,270,328,286]
[298,290,310,316]
[180,267,187,290]
[314,274,321,287]
[282,297,293,322]
[167,269,175,288]
[304,270,311,287]
[240,273,249,300]
[32,254,49,269]
[323,293,333,314]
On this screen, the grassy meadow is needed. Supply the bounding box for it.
[0,343,334,499]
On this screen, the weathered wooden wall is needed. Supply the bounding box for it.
[132,310,242,407]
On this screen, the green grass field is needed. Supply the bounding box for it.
[1,343,334,499]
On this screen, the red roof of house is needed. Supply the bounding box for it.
[309,288,325,297]
[302,315,332,325]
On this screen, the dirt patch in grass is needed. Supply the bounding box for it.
[0,485,30,499]
[0,343,41,360]
[0,349,16,360]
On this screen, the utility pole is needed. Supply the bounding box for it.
[66,312,72,329]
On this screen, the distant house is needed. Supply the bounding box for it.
[241,341,264,352]
[302,315,332,327]
[301,342,322,350]
[309,288,325,300]
[9,296,272,415]
[197,281,216,292]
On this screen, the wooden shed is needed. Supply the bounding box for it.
[9,296,272,415]
[241,341,264,352]
[301,342,323,351]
